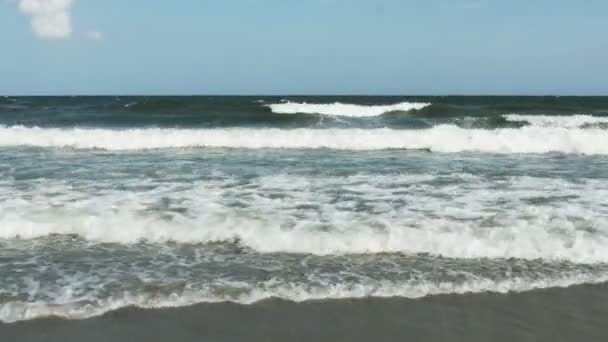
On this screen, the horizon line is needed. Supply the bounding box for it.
[3,94,608,97]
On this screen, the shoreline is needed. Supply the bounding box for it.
[2,282,608,342]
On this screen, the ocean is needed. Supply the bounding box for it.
[1,96,608,341]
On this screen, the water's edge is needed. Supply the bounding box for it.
[2,282,607,342]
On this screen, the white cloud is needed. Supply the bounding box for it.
[86,30,103,41]
[18,0,74,40]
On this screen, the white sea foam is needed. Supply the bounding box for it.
[1,273,607,323]
[504,114,608,128]
[266,101,430,117]
[1,125,608,154]
[2,174,608,263]
[2,170,608,323]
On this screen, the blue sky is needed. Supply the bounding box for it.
[1,0,607,95]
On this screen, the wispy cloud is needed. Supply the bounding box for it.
[18,0,74,40]
[86,30,103,41]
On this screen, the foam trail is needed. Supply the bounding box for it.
[504,114,608,128]
[266,101,430,117]
[1,125,608,154]
[2,273,608,323]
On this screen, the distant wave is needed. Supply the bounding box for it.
[266,101,431,117]
[1,125,608,154]
[504,114,608,128]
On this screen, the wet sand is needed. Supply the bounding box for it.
[2,282,608,342]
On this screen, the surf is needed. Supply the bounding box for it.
[266,101,431,117]
[1,125,608,154]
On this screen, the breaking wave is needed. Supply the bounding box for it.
[1,125,608,154]
[266,101,430,117]
[2,174,608,263]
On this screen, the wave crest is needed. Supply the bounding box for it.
[266,101,430,117]
[1,125,608,154]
